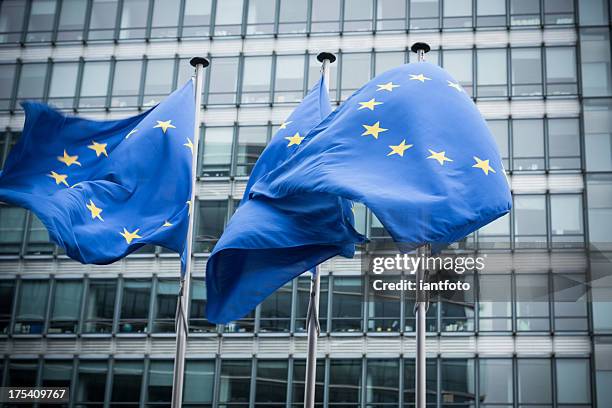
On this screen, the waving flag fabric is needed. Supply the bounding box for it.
[0,81,195,264]
[206,77,363,324]
[252,62,512,250]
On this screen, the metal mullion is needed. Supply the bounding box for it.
[550,355,557,408]
[9,61,22,113]
[106,57,116,110]
[302,51,309,97]
[114,0,124,42]
[20,210,33,256]
[548,268,555,333]
[104,358,113,408]
[42,58,53,103]
[1,129,10,165]
[474,355,480,408]
[212,355,221,407]
[249,357,257,408]
[68,358,78,408]
[511,271,517,333]
[20,0,32,46]
[140,356,150,406]
[405,0,410,31]
[543,115,550,171]
[77,276,89,336]
[269,52,277,106]
[336,50,342,103]
[236,53,246,106]
[230,122,239,178]
[241,0,249,38]
[512,355,518,408]
[506,45,511,99]
[9,278,21,335]
[82,0,93,44]
[361,356,367,408]
[274,0,281,35]
[372,0,378,33]
[542,44,548,97]
[138,56,148,109]
[73,57,85,112]
[286,356,293,408]
[306,0,313,34]
[202,52,213,106]
[209,0,218,38]
[290,278,297,334]
[323,357,330,407]
[148,275,158,334]
[43,277,56,335]
[398,355,404,406]
[51,0,62,45]
[113,277,124,334]
[339,0,346,33]
[172,54,180,90]
[436,356,441,408]
[145,0,154,40]
[177,0,186,39]
[545,191,552,249]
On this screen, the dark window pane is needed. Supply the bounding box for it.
[0,280,15,334]
[0,0,26,43]
[8,359,38,386]
[189,278,216,333]
[0,64,16,109]
[84,279,116,333]
[544,0,574,24]
[441,359,475,404]
[511,48,542,96]
[14,280,49,334]
[511,0,540,25]
[292,359,324,405]
[195,200,228,252]
[548,118,580,169]
[77,361,107,403]
[255,360,288,404]
[295,276,328,332]
[366,359,399,403]
[49,280,83,334]
[184,360,215,403]
[332,277,363,332]
[147,360,173,403]
[0,205,26,254]
[17,63,47,102]
[259,282,292,332]
[111,361,143,403]
[235,126,267,176]
[479,359,512,403]
[152,280,178,333]
[119,280,151,333]
[518,359,552,403]
[219,360,251,403]
[329,359,361,403]
[367,275,400,332]
[42,360,73,388]
[404,359,436,403]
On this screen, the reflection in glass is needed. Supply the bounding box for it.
[377,0,406,31]
[512,119,544,170]
[26,0,57,42]
[77,361,107,404]
[518,359,552,403]
[247,0,276,35]
[183,0,212,37]
[548,118,580,169]
[511,48,542,96]
[514,195,547,247]
[49,280,83,334]
[151,0,180,38]
[119,0,148,39]
[184,360,215,404]
[236,126,267,177]
[219,360,252,404]
[477,49,507,97]
[343,0,373,32]
[48,62,79,108]
[14,280,49,334]
[119,280,151,333]
[274,55,305,102]
[143,59,174,106]
[147,360,173,403]
[80,62,111,108]
[331,277,363,332]
[88,0,119,41]
[201,127,233,177]
[329,359,361,404]
[111,361,143,404]
[152,280,178,333]
[111,60,143,107]
[311,0,340,33]
[207,57,239,105]
[84,279,116,333]
[479,359,513,403]
[57,0,86,41]
[255,360,288,405]
[215,0,244,36]
[278,0,307,33]
[259,282,292,332]
[0,0,27,43]
[366,359,399,404]
[189,278,216,333]
[241,56,272,104]
[195,200,228,252]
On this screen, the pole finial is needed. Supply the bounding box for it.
[317,52,337,64]
[410,42,431,54]
[190,57,210,68]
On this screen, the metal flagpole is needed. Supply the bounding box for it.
[411,41,432,408]
[170,56,209,408]
[303,51,336,408]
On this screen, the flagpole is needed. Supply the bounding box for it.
[170,56,209,408]
[411,41,432,408]
[303,51,336,408]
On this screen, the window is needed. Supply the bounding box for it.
[331,277,363,332]
[152,279,178,333]
[556,359,591,404]
[584,99,612,172]
[255,360,288,405]
[410,0,440,30]
[366,359,399,405]
[367,275,401,332]
[84,279,116,333]
[443,0,472,28]
[200,127,233,177]
[341,53,371,100]
[235,126,267,177]
[544,0,574,24]
[80,61,111,109]
[405,279,438,332]
[510,0,540,26]
[25,0,57,42]
[111,60,143,108]
[259,282,292,332]
[479,359,513,405]
[17,63,48,104]
[375,52,405,76]
[48,62,79,109]
[514,195,547,247]
[404,358,437,404]
[587,174,612,245]
[49,280,83,334]
[329,359,362,405]
[147,360,173,404]
[553,273,588,331]
[580,28,612,97]
[189,278,216,333]
[182,0,212,37]
[441,274,475,332]
[511,48,542,97]
[42,360,73,388]
[512,119,544,171]
[377,0,406,31]
[143,59,175,106]
[14,280,49,334]
[151,0,180,38]
[478,213,510,249]
[195,200,229,252]
[550,195,583,246]
[214,0,244,36]
[207,57,239,105]
[441,359,475,405]
[76,360,108,404]
[443,49,473,95]
[219,360,252,405]
[119,0,148,39]
[477,0,506,27]
[295,275,329,332]
[184,360,215,405]
[0,64,16,110]
[0,280,15,334]
[247,0,275,35]
[241,56,272,104]
[343,0,373,32]
[311,0,341,33]
[8,359,38,386]
[111,361,144,405]
[88,0,119,41]
[0,0,27,43]
[487,119,509,168]
[119,279,151,333]
[292,360,324,406]
[578,0,610,25]
[477,49,507,97]
[278,0,307,33]
[478,275,512,331]
[0,205,26,254]
[25,213,54,255]
[274,55,305,103]
[518,359,552,404]
[516,275,550,331]
[548,118,580,169]
[57,0,87,41]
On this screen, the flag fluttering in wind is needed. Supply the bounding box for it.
[252,62,512,251]
[206,77,363,324]
[0,81,196,264]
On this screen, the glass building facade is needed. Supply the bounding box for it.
[0,0,611,406]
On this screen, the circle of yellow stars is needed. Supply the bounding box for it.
[47,118,192,245]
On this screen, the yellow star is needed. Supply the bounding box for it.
[57,150,81,167]
[88,141,108,157]
[387,140,413,157]
[163,220,173,227]
[362,121,388,139]
[279,121,292,130]
[154,120,176,134]
[376,82,400,92]
[358,98,383,111]
[409,74,431,83]
[119,228,141,244]
[427,149,453,165]
[48,171,69,187]
[472,156,496,175]
[184,138,194,153]
[86,200,104,221]
[285,132,304,147]
[125,128,138,139]
[447,80,463,92]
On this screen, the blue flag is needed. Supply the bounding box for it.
[252,62,512,250]
[0,81,195,264]
[205,77,363,323]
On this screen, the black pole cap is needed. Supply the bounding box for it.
[317,52,337,63]
[190,57,210,68]
[410,42,431,54]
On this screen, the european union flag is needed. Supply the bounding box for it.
[206,77,363,323]
[252,62,512,249]
[0,80,195,264]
